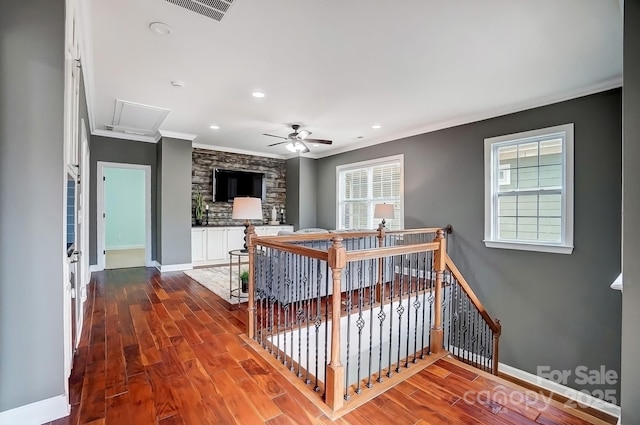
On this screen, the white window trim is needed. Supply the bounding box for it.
[335,154,405,230]
[483,124,574,254]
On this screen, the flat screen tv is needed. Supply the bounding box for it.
[213,169,265,202]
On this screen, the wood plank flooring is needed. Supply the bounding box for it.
[47,267,613,425]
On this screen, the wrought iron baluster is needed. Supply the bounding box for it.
[313,260,322,392]
[387,253,395,378]
[304,256,311,384]
[344,263,353,401]
[355,260,365,394]
[367,258,375,388]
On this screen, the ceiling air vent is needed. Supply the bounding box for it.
[164,0,235,22]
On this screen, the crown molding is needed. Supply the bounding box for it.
[92,129,157,143]
[75,0,97,134]
[158,130,198,141]
[192,142,287,159]
[314,76,623,159]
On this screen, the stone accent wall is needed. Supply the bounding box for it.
[192,148,286,225]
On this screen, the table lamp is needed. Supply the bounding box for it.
[374,203,395,230]
[232,197,263,251]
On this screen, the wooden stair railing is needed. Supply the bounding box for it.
[444,252,502,374]
[246,225,501,417]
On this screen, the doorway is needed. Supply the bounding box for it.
[97,162,152,270]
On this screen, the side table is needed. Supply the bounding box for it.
[228,249,249,307]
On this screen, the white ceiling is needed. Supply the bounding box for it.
[89,0,623,158]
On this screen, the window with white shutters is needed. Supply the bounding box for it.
[337,155,404,230]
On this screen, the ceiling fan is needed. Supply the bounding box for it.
[263,124,333,153]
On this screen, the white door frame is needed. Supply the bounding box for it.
[96,162,153,270]
[80,122,90,296]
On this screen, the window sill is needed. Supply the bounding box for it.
[483,240,574,254]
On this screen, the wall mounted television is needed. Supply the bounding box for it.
[213,168,266,202]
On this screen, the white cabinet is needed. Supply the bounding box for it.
[192,225,293,266]
[257,226,292,236]
[191,228,206,262]
[206,228,227,262]
[227,227,246,252]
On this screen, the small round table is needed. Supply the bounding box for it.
[228,249,249,307]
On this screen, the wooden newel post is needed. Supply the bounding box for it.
[325,236,346,410]
[375,226,386,303]
[247,225,256,339]
[431,229,446,354]
[492,319,501,375]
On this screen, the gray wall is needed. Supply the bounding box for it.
[285,156,317,230]
[89,136,158,264]
[317,90,622,394]
[298,157,318,229]
[285,157,300,229]
[621,1,640,422]
[157,138,192,266]
[0,0,66,411]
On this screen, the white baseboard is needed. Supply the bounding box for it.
[105,244,146,251]
[498,363,621,419]
[0,395,69,425]
[447,346,620,420]
[89,264,102,273]
[155,262,193,273]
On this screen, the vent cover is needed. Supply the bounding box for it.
[165,0,235,21]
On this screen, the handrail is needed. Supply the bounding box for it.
[444,254,501,334]
[252,238,329,261]
[344,242,440,262]
[254,226,451,243]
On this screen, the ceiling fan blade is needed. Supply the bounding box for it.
[300,141,310,153]
[298,130,311,139]
[267,141,288,147]
[305,138,333,145]
[263,133,288,140]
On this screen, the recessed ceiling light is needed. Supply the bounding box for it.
[149,22,172,35]
[372,124,382,129]
[171,80,185,88]
[252,91,265,98]
[209,125,220,130]
[312,144,319,147]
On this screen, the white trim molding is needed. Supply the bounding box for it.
[611,273,623,291]
[313,76,621,159]
[499,363,621,420]
[92,129,157,144]
[158,130,198,141]
[448,348,620,421]
[192,142,286,159]
[155,263,193,273]
[0,395,69,425]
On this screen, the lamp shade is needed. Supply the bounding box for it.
[232,197,263,220]
[374,203,395,220]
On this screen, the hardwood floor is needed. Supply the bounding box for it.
[47,267,614,425]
